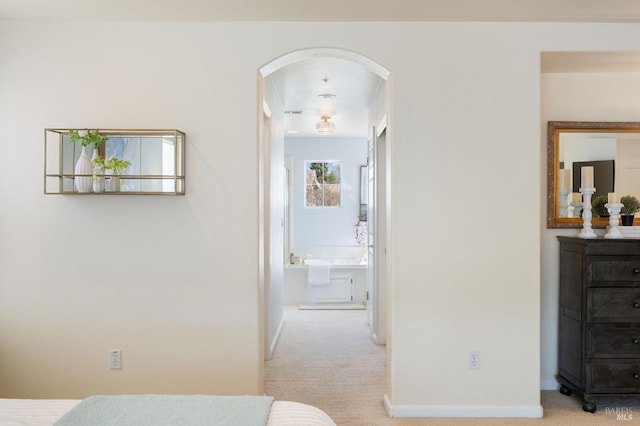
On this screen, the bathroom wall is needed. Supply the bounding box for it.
[284,136,368,304]
[285,136,367,248]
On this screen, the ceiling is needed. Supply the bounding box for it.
[266,57,383,138]
[2,0,640,22]
[4,0,640,139]
[542,52,640,73]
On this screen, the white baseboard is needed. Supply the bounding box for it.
[540,379,559,391]
[384,394,543,418]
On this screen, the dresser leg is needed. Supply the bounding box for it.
[582,401,596,413]
[559,384,572,396]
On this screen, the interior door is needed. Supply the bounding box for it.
[367,128,378,339]
[366,125,387,344]
[375,128,387,344]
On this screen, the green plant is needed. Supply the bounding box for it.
[621,195,640,215]
[91,155,105,167]
[592,195,609,217]
[104,157,131,175]
[91,155,105,183]
[69,129,109,148]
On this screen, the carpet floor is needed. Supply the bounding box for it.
[265,307,640,425]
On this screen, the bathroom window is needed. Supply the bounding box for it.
[305,161,341,207]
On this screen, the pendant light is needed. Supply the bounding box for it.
[316,116,336,135]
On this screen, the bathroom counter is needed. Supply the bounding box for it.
[283,262,368,304]
[285,263,367,270]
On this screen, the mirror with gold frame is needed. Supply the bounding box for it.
[547,121,640,228]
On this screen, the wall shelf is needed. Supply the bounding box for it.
[44,128,185,195]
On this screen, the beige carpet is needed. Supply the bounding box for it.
[265,307,640,425]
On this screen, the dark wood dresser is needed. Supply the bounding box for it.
[557,236,640,412]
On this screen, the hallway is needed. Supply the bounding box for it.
[264,307,389,424]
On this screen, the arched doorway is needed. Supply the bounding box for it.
[258,47,391,395]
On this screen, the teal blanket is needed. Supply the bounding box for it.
[54,395,274,426]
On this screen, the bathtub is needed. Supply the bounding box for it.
[304,258,366,266]
[284,247,367,304]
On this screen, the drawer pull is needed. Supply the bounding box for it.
[635,303,640,309]
[634,339,640,345]
[634,373,640,380]
[635,268,640,274]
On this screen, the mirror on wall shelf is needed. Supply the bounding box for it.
[547,121,640,228]
[44,128,185,195]
[359,164,367,221]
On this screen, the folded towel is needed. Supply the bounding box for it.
[307,260,331,286]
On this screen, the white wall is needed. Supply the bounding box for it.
[540,71,640,390]
[285,136,367,247]
[2,18,640,416]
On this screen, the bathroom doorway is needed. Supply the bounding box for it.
[258,47,391,387]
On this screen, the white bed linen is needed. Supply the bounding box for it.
[267,401,336,426]
[0,399,80,426]
[0,398,336,426]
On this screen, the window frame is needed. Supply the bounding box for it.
[304,160,343,208]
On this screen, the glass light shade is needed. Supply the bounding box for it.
[316,117,336,135]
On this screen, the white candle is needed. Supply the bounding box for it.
[559,169,571,190]
[608,192,618,203]
[581,166,594,188]
[571,192,582,203]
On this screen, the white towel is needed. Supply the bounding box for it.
[307,260,331,286]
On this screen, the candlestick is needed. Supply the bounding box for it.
[571,192,582,203]
[581,166,594,188]
[569,201,583,218]
[578,187,597,238]
[605,202,624,239]
[559,169,571,191]
[559,188,570,218]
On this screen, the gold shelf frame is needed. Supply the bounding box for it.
[44,128,186,195]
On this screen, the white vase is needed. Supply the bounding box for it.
[91,147,105,193]
[74,146,92,193]
[109,175,121,192]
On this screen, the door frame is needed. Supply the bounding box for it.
[258,46,392,386]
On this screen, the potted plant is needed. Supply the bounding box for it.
[104,157,132,192]
[69,129,109,193]
[91,155,106,193]
[592,195,609,218]
[69,129,108,150]
[620,195,640,226]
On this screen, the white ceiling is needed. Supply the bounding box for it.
[4,0,640,138]
[2,0,640,22]
[542,52,640,73]
[267,57,383,138]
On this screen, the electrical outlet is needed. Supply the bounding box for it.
[109,350,121,369]
[469,351,480,369]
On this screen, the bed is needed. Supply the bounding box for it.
[0,395,336,426]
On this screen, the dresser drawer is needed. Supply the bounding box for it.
[591,259,640,283]
[588,361,640,393]
[589,288,640,322]
[588,324,640,357]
